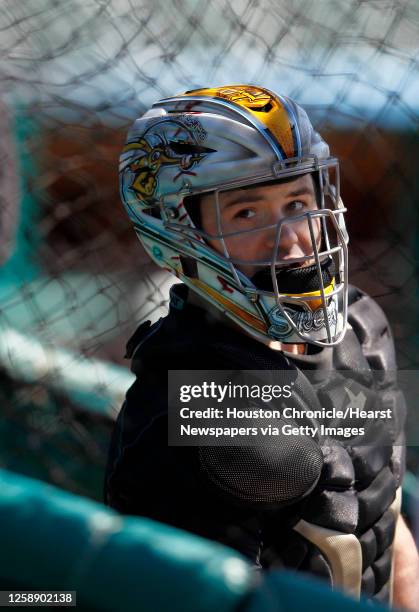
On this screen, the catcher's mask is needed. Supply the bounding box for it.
[120,84,349,346]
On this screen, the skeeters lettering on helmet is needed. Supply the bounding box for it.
[120,84,349,346]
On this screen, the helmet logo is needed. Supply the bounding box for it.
[122,120,213,202]
[216,86,272,111]
[209,85,296,158]
[268,301,338,340]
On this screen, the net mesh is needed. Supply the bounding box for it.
[0,0,419,499]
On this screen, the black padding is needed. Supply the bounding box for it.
[302,489,358,533]
[365,420,396,451]
[359,528,377,571]
[347,285,363,306]
[372,548,392,592]
[357,468,396,532]
[373,581,390,603]
[317,376,377,428]
[373,509,396,557]
[348,292,388,345]
[303,548,333,582]
[333,329,372,382]
[252,258,335,293]
[379,388,407,441]
[350,445,393,486]
[261,532,308,569]
[319,443,354,487]
[199,440,323,509]
[348,293,397,374]
[361,566,375,595]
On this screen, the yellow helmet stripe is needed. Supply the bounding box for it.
[182,85,297,158]
[282,281,335,311]
[190,278,268,333]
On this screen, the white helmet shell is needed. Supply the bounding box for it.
[120,85,348,346]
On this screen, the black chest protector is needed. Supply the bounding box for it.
[107,284,406,605]
[257,285,407,604]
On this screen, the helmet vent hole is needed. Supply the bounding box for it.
[180,256,198,278]
[251,102,273,112]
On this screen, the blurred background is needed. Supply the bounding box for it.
[0,0,418,533]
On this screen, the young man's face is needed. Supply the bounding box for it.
[199,173,321,280]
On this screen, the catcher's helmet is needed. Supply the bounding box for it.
[120,84,348,346]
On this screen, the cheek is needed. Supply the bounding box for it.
[200,209,222,252]
[200,211,215,237]
[200,211,272,264]
[224,234,265,261]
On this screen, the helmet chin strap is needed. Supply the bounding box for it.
[251,257,336,293]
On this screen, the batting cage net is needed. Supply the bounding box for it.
[0,0,419,516]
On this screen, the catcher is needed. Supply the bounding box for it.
[105,85,419,609]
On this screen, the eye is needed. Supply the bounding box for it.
[234,208,256,219]
[286,200,306,213]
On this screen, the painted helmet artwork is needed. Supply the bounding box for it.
[120,84,349,346]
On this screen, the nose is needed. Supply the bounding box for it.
[266,218,302,259]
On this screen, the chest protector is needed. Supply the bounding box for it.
[260,286,406,604]
[122,283,406,605]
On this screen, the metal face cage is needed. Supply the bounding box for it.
[161,156,349,346]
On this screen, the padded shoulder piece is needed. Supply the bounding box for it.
[199,439,323,512]
[347,286,397,374]
[198,370,327,511]
[347,287,406,485]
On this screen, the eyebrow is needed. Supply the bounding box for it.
[222,194,266,208]
[221,186,315,208]
[286,186,315,198]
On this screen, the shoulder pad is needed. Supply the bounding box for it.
[199,437,323,510]
[347,286,396,372]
